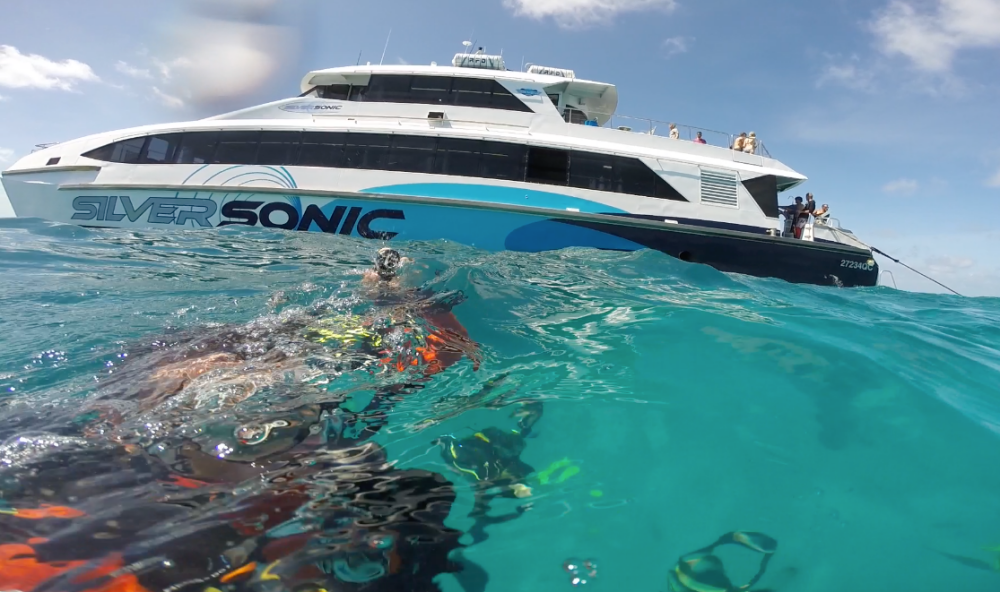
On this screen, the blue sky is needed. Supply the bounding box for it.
[2,0,999,295]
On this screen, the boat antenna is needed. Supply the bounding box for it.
[379,28,392,65]
[870,246,962,296]
[356,49,363,65]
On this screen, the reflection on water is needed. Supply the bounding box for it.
[2,220,1000,591]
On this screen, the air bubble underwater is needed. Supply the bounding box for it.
[563,558,598,586]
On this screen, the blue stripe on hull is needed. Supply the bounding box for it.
[360,183,627,215]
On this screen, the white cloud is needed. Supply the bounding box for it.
[151,57,192,81]
[926,255,975,272]
[503,0,677,27]
[662,36,691,58]
[152,86,184,109]
[0,148,14,163]
[871,0,1000,72]
[816,54,877,91]
[115,60,152,79]
[883,178,919,195]
[0,45,99,91]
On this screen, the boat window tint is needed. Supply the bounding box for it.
[317,84,350,100]
[298,131,346,167]
[114,137,147,164]
[348,84,367,101]
[434,137,481,177]
[346,133,391,170]
[450,77,493,109]
[174,132,220,164]
[214,131,261,164]
[563,107,588,125]
[82,130,687,203]
[526,146,569,186]
[82,137,144,163]
[365,75,413,103]
[142,134,184,164]
[409,76,452,104]
[480,141,526,181]
[653,173,687,201]
[489,82,529,111]
[319,75,531,112]
[569,150,615,192]
[388,134,436,173]
[256,131,302,166]
[614,156,654,197]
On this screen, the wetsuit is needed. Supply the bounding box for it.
[0,402,487,592]
[0,288,486,592]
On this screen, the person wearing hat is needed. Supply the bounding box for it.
[743,132,757,154]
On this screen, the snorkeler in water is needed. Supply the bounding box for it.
[0,398,491,592]
[438,394,544,546]
[0,248,490,591]
[2,247,480,445]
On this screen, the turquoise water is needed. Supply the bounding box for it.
[2,217,1000,591]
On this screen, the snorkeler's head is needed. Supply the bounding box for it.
[374,248,403,280]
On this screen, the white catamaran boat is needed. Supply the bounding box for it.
[1,50,878,287]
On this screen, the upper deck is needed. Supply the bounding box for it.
[301,58,770,155]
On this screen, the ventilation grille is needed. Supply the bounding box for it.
[700,169,739,208]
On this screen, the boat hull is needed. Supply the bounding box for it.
[3,179,878,287]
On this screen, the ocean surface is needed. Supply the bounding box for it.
[2,217,1000,592]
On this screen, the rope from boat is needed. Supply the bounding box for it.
[868,246,962,297]
[822,225,962,296]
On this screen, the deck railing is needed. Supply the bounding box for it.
[573,111,772,159]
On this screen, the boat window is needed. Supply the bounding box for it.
[449,77,493,109]
[569,150,615,192]
[82,136,146,163]
[653,173,687,201]
[214,131,261,164]
[256,130,302,166]
[563,107,589,125]
[347,133,391,170]
[79,130,686,202]
[488,82,530,112]
[526,147,569,186]
[348,84,367,101]
[480,141,527,181]
[299,131,346,167]
[434,137,481,177]
[174,132,220,164]
[388,134,437,174]
[741,174,779,217]
[365,75,413,103]
[614,157,655,197]
[142,133,185,164]
[311,75,533,112]
[317,84,350,100]
[409,76,452,105]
